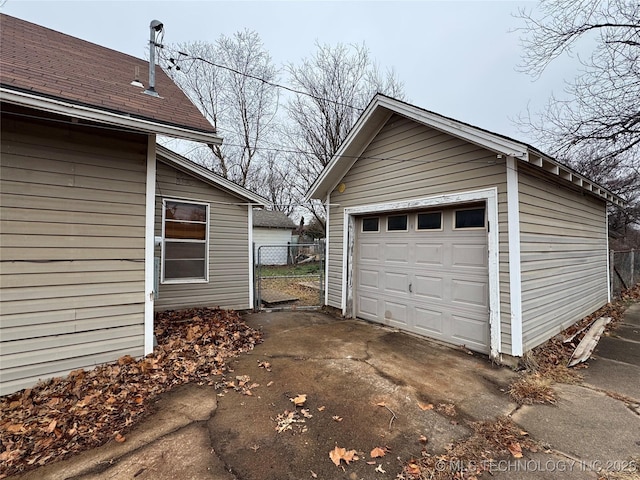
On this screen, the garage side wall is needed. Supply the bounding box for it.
[154,161,251,311]
[253,228,293,265]
[518,164,609,350]
[0,110,147,396]
[326,114,512,353]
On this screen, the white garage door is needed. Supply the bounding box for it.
[355,206,489,353]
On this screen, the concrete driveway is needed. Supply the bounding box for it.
[15,309,640,480]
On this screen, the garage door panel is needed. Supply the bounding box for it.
[359,243,380,261]
[413,275,443,300]
[452,244,487,268]
[415,243,444,266]
[450,314,489,352]
[385,272,409,293]
[385,243,410,263]
[359,269,379,288]
[451,279,488,307]
[383,300,408,326]
[414,307,443,335]
[358,295,379,318]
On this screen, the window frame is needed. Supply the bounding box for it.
[161,198,210,284]
[453,206,486,230]
[416,211,443,231]
[386,214,409,232]
[361,216,380,233]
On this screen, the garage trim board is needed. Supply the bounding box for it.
[343,187,501,357]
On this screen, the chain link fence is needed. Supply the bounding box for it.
[610,249,639,297]
[255,242,325,310]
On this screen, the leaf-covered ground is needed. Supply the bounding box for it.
[0,308,262,478]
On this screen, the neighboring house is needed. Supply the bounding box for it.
[0,15,266,395]
[306,94,623,362]
[252,209,297,265]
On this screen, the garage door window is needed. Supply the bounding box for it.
[417,212,442,230]
[362,217,379,232]
[387,214,408,231]
[455,208,485,229]
[162,199,209,283]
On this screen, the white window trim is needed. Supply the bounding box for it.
[385,214,409,232]
[416,211,444,231]
[453,206,486,231]
[342,187,501,359]
[161,198,210,284]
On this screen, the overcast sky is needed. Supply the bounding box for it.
[3,1,582,145]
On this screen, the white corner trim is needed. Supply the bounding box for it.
[342,187,502,358]
[248,205,255,309]
[324,193,330,307]
[144,135,157,356]
[506,156,523,356]
[606,209,611,303]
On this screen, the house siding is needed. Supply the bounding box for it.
[326,114,513,353]
[154,161,251,311]
[0,110,147,395]
[518,164,609,350]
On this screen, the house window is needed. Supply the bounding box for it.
[387,214,408,231]
[162,200,209,282]
[455,207,485,229]
[362,217,379,232]
[417,212,442,230]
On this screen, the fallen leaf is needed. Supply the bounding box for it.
[329,446,358,466]
[508,442,523,458]
[317,405,325,411]
[332,415,343,422]
[419,435,428,444]
[6,423,24,433]
[418,402,434,411]
[310,470,317,478]
[291,394,307,407]
[301,409,313,419]
[366,461,376,465]
[375,464,386,473]
[375,401,387,407]
[266,381,274,387]
[370,447,386,458]
[407,463,421,475]
[114,433,126,443]
[46,419,57,433]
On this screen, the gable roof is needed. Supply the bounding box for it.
[252,209,297,229]
[0,14,221,144]
[306,93,623,206]
[156,145,269,206]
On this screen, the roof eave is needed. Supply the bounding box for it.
[1,87,223,145]
[156,145,269,206]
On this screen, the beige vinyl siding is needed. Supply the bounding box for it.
[518,164,608,350]
[154,161,250,310]
[0,110,147,395]
[326,114,512,352]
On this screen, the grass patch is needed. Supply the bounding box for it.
[509,374,556,405]
[258,262,321,277]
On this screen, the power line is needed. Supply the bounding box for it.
[160,49,365,112]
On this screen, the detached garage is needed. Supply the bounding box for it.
[306,94,623,362]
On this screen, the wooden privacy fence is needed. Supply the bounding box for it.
[610,249,639,297]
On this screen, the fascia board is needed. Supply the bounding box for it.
[1,88,223,145]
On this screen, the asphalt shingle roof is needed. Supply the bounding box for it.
[253,209,297,229]
[0,14,215,134]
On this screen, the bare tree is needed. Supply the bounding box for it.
[515,0,639,232]
[286,42,405,229]
[164,31,279,188]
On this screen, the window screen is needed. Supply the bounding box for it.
[455,208,485,228]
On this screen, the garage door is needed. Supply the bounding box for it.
[355,206,489,353]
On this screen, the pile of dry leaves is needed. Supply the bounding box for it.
[0,308,261,478]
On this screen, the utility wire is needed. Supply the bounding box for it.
[160,49,365,112]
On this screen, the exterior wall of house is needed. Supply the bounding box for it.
[326,114,513,353]
[0,109,147,395]
[253,228,293,265]
[154,161,251,311]
[518,163,609,350]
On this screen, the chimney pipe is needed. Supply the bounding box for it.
[144,20,163,97]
